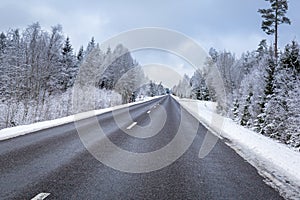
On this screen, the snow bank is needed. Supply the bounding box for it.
[174,96,300,199]
[0,95,163,141]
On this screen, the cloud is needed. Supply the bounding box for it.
[197,32,266,57]
[27,2,110,52]
[132,49,195,77]
[0,0,299,56]
[142,64,183,88]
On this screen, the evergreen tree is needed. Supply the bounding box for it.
[149,81,156,97]
[62,37,72,56]
[173,74,192,98]
[264,53,276,99]
[258,0,291,59]
[99,47,114,89]
[256,39,268,60]
[263,42,300,142]
[190,69,211,101]
[0,32,6,56]
[240,90,253,127]
[115,66,146,103]
[86,37,96,54]
[60,37,77,90]
[77,46,84,62]
[256,48,276,134]
[232,98,240,122]
[287,78,300,148]
[281,41,300,74]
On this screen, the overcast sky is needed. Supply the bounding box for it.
[0,0,299,84]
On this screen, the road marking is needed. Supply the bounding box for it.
[147,110,151,114]
[126,122,137,130]
[31,193,50,200]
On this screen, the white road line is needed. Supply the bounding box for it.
[126,122,137,130]
[31,193,50,200]
[147,110,151,114]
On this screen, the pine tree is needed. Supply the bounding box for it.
[86,37,96,54]
[263,42,300,142]
[264,48,276,100]
[77,46,84,62]
[115,66,146,103]
[62,37,72,56]
[281,41,300,74]
[256,48,276,134]
[0,32,6,56]
[287,78,300,148]
[240,90,253,127]
[200,78,210,100]
[99,47,114,89]
[256,39,268,60]
[60,37,76,90]
[190,70,202,100]
[149,81,155,97]
[278,41,300,143]
[232,98,240,122]
[251,41,269,133]
[258,0,291,59]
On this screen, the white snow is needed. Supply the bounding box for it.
[0,95,163,141]
[174,96,300,200]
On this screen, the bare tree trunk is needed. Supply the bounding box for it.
[5,104,10,128]
[274,0,278,61]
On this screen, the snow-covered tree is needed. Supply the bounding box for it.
[264,41,300,142]
[190,69,210,100]
[86,37,96,54]
[115,66,146,103]
[173,74,192,98]
[77,46,84,62]
[60,37,77,90]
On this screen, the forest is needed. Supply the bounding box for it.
[0,23,166,130]
[173,0,299,150]
[173,40,300,150]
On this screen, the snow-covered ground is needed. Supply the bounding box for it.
[0,95,163,141]
[174,96,300,200]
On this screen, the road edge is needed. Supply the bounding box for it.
[0,96,164,141]
[171,95,300,200]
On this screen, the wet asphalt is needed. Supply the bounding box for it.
[0,95,283,200]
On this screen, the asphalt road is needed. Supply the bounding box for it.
[0,95,283,199]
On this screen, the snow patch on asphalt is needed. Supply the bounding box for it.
[174,96,300,200]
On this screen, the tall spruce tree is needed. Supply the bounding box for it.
[61,37,76,90]
[86,37,96,54]
[0,32,6,56]
[258,0,291,60]
[240,88,253,127]
[62,37,72,56]
[77,46,84,62]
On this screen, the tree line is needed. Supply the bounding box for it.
[173,0,299,150]
[0,22,166,129]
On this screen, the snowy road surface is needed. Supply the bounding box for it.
[0,95,283,199]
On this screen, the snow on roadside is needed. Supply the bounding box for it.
[174,96,300,200]
[0,95,163,141]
